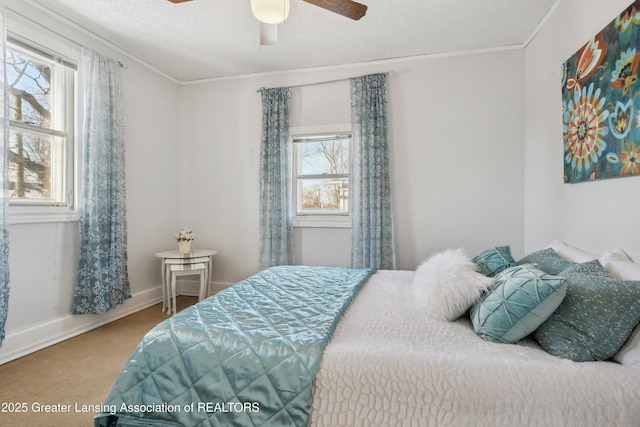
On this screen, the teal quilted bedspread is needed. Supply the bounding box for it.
[94,265,374,427]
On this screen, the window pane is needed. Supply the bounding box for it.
[9,129,64,202]
[300,177,349,212]
[5,36,75,211]
[301,139,349,175]
[6,48,53,129]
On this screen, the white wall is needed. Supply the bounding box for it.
[1,0,532,363]
[0,0,181,363]
[523,0,640,261]
[179,48,526,282]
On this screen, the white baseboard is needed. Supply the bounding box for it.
[0,286,163,366]
[0,280,234,366]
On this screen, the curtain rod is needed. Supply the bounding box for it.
[256,71,394,93]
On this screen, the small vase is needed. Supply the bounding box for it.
[178,240,192,255]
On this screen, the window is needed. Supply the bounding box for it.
[5,33,77,221]
[292,130,351,227]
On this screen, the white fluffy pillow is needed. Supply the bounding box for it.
[412,248,494,321]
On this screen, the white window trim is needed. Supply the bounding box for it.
[292,214,350,229]
[6,13,82,225]
[9,209,79,225]
[291,124,352,229]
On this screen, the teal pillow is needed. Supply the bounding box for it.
[473,246,518,277]
[533,260,640,362]
[470,264,567,344]
[518,248,572,275]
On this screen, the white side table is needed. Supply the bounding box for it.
[155,249,217,314]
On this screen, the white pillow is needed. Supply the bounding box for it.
[412,248,494,321]
[546,240,597,263]
[614,326,640,367]
[599,247,632,264]
[600,247,640,281]
[546,242,639,280]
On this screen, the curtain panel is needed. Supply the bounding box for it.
[0,9,9,346]
[258,87,294,270]
[72,49,130,314]
[350,73,396,270]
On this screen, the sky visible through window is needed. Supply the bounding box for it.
[6,44,57,201]
[297,137,349,213]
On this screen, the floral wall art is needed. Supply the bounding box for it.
[562,0,640,183]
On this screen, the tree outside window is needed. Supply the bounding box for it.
[294,135,350,215]
[6,38,74,207]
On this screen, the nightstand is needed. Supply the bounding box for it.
[155,249,217,315]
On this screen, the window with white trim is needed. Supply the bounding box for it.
[6,32,77,221]
[292,131,351,227]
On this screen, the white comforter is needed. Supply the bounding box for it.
[310,270,640,426]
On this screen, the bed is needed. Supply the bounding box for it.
[95,245,640,427]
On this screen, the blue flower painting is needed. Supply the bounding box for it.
[562,0,640,182]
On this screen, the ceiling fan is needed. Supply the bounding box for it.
[167,0,368,45]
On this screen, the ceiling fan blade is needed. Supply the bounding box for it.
[303,0,367,20]
[167,0,192,3]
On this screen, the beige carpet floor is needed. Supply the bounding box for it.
[0,297,197,427]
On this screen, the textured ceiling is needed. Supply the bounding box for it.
[29,0,558,83]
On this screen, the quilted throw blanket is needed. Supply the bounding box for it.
[94,266,374,427]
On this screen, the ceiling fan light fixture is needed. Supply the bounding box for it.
[251,0,290,24]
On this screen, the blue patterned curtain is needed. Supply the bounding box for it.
[350,73,396,270]
[0,9,10,346]
[72,49,130,314]
[258,87,294,270]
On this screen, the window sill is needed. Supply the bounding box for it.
[293,215,351,229]
[9,209,79,225]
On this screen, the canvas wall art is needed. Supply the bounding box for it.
[562,0,640,183]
